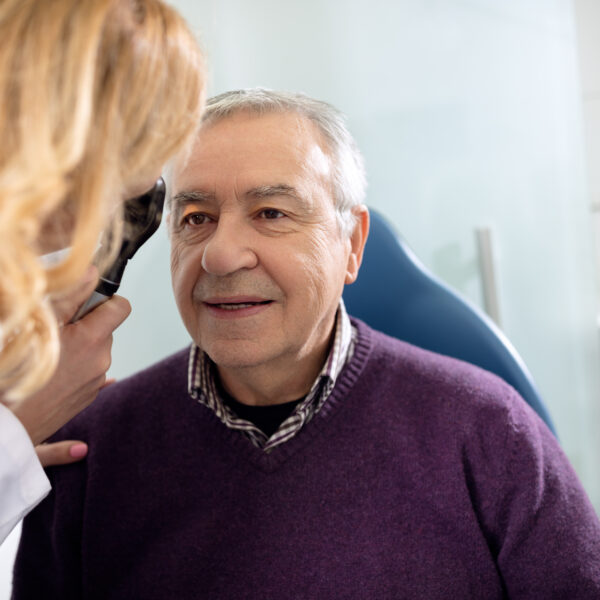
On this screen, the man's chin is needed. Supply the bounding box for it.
[201,341,273,371]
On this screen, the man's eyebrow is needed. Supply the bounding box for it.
[247,184,302,201]
[170,185,304,210]
[171,190,215,208]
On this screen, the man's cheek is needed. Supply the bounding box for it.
[169,242,183,273]
[170,242,197,281]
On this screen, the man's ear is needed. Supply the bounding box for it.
[345,205,369,284]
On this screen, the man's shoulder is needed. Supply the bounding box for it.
[349,318,561,482]
[354,316,510,391]
[351,317,529,429]
[56,346,191,439]
[102,346,190,401]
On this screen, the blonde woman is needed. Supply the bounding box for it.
[0,0,205,543]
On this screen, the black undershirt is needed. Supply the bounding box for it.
[222,393,303,438]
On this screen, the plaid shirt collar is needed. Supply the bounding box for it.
[188,299,356,452]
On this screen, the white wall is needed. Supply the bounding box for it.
[2,0,599,595]
[574,0,600,269]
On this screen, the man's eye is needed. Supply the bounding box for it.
[259,209,285,220]
[183,213,210,226]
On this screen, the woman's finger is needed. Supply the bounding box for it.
[35,441,88,467]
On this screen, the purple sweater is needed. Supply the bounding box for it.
[13,319,600,599]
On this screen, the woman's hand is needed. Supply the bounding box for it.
[3,267,131,463]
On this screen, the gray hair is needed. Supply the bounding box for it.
[201,88,367,236]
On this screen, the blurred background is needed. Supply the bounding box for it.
[2,0,600,594]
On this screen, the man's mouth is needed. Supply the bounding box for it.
[202,296,274,314]
[207,300,272,311]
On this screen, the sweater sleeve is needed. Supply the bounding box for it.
[466,388,600,598]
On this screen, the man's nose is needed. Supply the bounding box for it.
[201,216,258,276]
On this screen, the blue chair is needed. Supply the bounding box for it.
[343,208,557,437]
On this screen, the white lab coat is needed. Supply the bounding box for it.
[0,404,50,544]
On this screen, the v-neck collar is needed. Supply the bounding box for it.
[191,319,373,473]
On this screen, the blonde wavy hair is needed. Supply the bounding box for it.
[0,0,205,400]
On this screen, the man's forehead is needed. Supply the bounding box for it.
[172,110,331,190]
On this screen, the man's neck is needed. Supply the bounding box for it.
[216,337,333,407]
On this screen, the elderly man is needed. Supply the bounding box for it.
[13,89,600,599]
